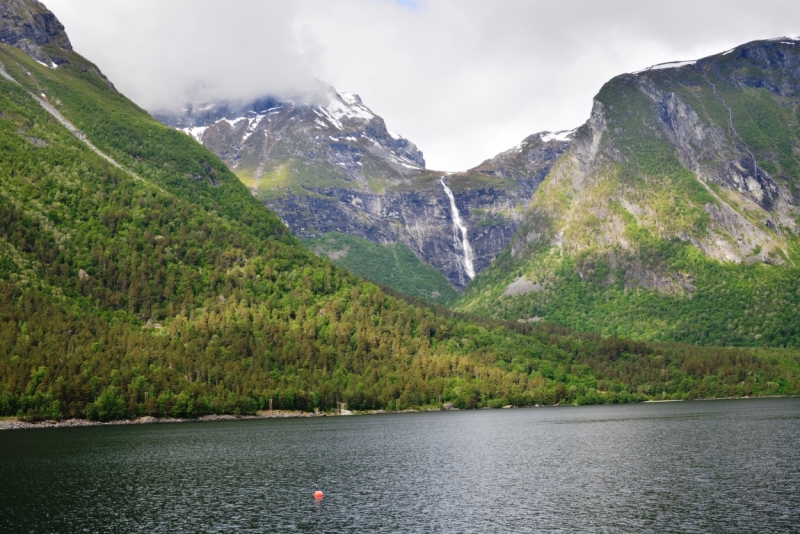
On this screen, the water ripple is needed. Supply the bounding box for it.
[1,398,799,533]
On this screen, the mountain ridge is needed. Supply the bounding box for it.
[0,0,72,61]
[457,36,800,347]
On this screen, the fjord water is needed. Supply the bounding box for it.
[1,399,798,533]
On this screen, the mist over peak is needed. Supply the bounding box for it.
[46,0,324,111]
[45,0,800,170]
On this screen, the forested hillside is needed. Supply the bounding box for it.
[1,3,799,422]
[301,232,460,306]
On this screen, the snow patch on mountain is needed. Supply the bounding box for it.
[322,93,376,123]
[218,117,245,128]
[181,126,208,142]
[178,112,267,143]
[541,129,576,142]
[243,114,268,142]
[649,60,697,70]
[633,60,697,74]
[315,106,343,130]
[339,92,360,105]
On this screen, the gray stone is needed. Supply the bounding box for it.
[502,276,543,297]
[0,0,72,63]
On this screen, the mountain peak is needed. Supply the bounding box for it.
[338,91,363,106]
[315,90,379,129]
[156,85,426,177]
[632,36,800,75]
[0,0,71,65]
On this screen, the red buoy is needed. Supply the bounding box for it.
[314,490,324,499]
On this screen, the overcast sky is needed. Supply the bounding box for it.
[46,0,800,171]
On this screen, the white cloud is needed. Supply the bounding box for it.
[46,0,800,170]
[46,0,321,111]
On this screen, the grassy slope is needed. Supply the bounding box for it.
[457,47,800,348]
[300,232,459,306]
[0,43,799,422]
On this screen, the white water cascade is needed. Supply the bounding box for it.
[440,178,476,279]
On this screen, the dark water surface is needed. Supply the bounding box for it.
[1,398,799,533]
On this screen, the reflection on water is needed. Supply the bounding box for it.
[1,398,799,533]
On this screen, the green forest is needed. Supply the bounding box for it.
[459,240,800,347]
[301,232,459,306]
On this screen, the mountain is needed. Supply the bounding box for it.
[1,0,71,62]
[157,90,572,294]
[1,1,797,422]
[457,38,800,347]
[155,87,427,186]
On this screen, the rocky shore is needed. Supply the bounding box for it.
[0,405,465,430]
[0,410,335,431]
[1,397,782,431]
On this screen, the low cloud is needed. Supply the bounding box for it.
[47,0,322,111]
[47,0,800,170]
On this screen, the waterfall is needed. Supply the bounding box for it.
[440,178,475,279]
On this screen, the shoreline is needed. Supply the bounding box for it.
[0,410,327,431]
[1,395,794,431]
[0,408,417,431]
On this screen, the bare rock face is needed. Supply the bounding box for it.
[511,37,800,278]
[133,416,158,424]
[502,276,543,297]
[0,0,72,64]
[157,88,571,289]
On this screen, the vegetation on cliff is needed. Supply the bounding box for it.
[456,39,800,348]
[301,232,459,306]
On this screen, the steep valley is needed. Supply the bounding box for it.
[157,90,572,295]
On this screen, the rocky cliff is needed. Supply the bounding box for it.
[157,88,571,290]
[457,37,800,346]
[0,0,70,65]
